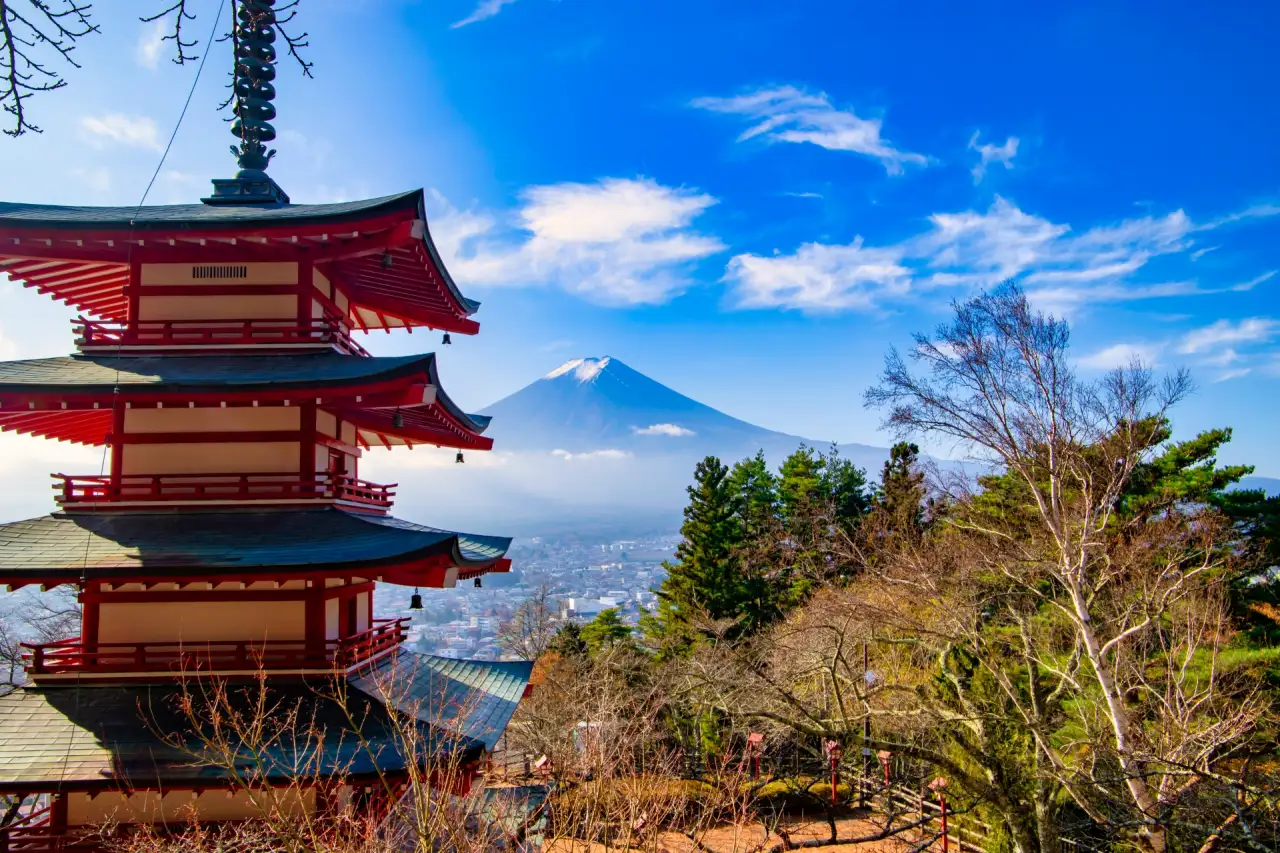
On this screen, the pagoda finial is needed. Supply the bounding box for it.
[203,0,291,206]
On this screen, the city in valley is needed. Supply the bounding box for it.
[382,533,679,660]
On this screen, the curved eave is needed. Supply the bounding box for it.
[0,189,480,334]
[0,509,512,588]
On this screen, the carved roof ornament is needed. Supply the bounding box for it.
[204,0,291,206]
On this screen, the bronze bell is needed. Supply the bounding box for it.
[474,577,482,588]
[392,408,404,429]
[442,332,452,345]
[409,589,423,610]
[455,451,464,464]
[380,250,393,269]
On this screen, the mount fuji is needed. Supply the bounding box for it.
[479,356,887,471]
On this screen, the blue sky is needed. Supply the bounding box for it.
[2,0,1279,475]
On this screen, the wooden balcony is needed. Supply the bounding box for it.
[52,473,396,512]
[73,317,371,356]
[22,618,408,679]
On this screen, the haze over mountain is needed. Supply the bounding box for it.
[362,357,892,536]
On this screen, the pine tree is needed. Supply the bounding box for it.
[875,441,927,538]
[728,450,779,538]
[819,444,872,529]
[580,608,632,654]
[646,456,744,654]
[778,445,823,523]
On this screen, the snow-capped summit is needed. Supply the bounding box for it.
[543,356,613,383]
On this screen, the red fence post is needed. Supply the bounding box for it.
[824,740,842,807]
[930,777,949,853]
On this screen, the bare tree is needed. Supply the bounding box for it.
[497,584,559,661]
[864,281,1268,853]
[1,0,313,137]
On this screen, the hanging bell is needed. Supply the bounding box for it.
[455,451,465,464]
[441,332,452,345]
[474,577,482,588]
[408,589,423,610]
[380,250,393,270]
[392,408,404,429]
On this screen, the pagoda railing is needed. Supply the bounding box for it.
[23,619,408,677]
[73,317,371,356]
[52,473,396,510]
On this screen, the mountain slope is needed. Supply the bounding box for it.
[479,356,887,469]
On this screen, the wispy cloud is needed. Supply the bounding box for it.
[691,85,927,175]
[1177,318,1279,355]
[551,448,632,461]
[452,0,518,28]
[1079,342,1160,370]
[725,196,1198,313]
[432,178,725,305]
[632,423,696,437]
[1190,246,1218,261]
[79,114,162,151]
[136,18,166,69]
[968,131,1019,183]
[1213,368,1252,383]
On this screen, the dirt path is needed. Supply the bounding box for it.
[548,814,934,853]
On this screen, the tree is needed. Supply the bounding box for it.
[818,444,872,530]
[864,281,1265,853]
[580,608,632,655]
[645,456,744,653]
[1,1,313,137]
[497,584,558,661]
[727,450,778,539]
[778,445,823,524]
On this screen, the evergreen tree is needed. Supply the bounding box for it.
[728,450,779,538]
[778,445,823,523]
[875,441,927,538]
[580,608,632,654]
[646,456,744,654]
[819,444,872,529]
[546,621,588,658]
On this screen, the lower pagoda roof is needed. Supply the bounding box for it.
[0,351,493,449]
[0,652,533,791]
[0,508,511,588]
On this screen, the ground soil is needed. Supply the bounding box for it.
[547,814,935,853]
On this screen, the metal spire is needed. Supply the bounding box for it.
[204,0,291,206]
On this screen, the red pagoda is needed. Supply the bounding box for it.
[0,2,532,846]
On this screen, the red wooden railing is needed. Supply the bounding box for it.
[73,317,371,357]
[22,619,408,677]
[52,473,396,510]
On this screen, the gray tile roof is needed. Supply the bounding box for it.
[350,652,534,753]
[0,509,511,582]
[0,653,532,788]
[0,191,422,230]
[0,352,490,433]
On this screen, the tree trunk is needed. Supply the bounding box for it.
[1067,579,1167,853]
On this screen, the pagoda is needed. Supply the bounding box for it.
[0,2,532,848]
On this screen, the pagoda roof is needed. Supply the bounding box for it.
[0,352,493,449]
[0,653,532,790]
[0,189,481,334]
[0,507,511,588]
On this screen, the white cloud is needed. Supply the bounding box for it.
[1177,318,1279,355]
[79,114,162,151]
[136,17,166,69]
[452,0,518,28]
[726,196,1196,313]
[632,424,695,437]
[432,178,724,306]
[691,85,927,175]
[968,132,1019,183]
[1079,342,1160,370]
[551,448,632,461]
[1190,246,1218,261]
[1213,368,1252,383]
